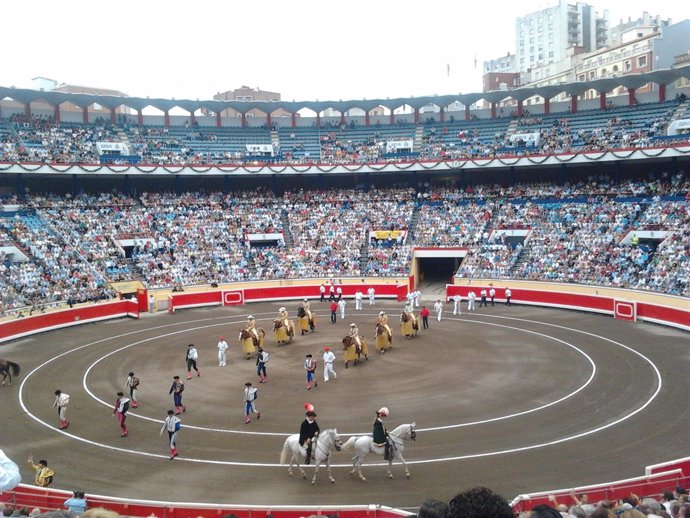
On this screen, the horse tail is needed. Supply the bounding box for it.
[279,437,291,464]
[340,436,357,451]
[8,362,20,376]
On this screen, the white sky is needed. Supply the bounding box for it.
[2,0,687,103]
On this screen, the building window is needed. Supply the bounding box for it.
[637,55,647,68]
[624,60,631,72]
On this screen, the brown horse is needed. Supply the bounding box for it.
[273,318,294,343]
[239,328,265,348]
[0,360,20,385]
[400,311,419,338]
[375,323,393,352]
[239,327,266,359]
[297,306,316,335]
[342,336,368,367]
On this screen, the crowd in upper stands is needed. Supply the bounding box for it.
[0,173,687,314]
[1,97,688,166]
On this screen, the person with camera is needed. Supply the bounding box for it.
[64,490,87,514]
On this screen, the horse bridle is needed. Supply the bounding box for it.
[316,433,342,459]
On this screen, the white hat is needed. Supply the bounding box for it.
[279,307,286,312]
[350,323,356,327]
[379,311,385,316]
[377,407,389,417]
[247,315,255,320]
[303,298,308,302]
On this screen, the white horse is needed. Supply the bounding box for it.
[341,422,416,481]
[279,428,342,485]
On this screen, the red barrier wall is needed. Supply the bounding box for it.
[646,457,690,476]
[170,283,408,312]
[511,469,690,512]
[445,285,689,331]
[0,484,411,518]
[0,300,139,344]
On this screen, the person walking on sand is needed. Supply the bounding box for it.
[217,336,229,367]
[112,392,130,437]
[243,382,260,423]
[53,390,70,430]
[160,409,181,460]
[322,346,337,381]
[125,372,140,408]
[186,343,200,379]
[304,354,317,390]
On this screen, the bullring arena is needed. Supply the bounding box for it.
[1,71,690,517]
[1,283,689,514]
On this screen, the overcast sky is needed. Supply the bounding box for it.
[2,0,687,103]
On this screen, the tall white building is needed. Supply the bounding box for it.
[515,0,609,73]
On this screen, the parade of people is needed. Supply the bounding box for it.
[297,298,316,335]
[400,303,419,338]
[375,310,393,352]
[240,315,264,359]
[344,322,368,368]
[274,306,295,344]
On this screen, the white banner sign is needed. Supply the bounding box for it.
[245,144,275,155]
[509,132,540,147]
[667,119,690,136]
[385,139,414,153]
[96,142,130,155]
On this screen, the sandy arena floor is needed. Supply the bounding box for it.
[1,299,688,511]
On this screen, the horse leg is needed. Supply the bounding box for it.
[326,458,336,484]
[397,453,410,478]
[311,460,320,485]
[353,455,367,482]
[357,463,367,482]
[299,460,307,480]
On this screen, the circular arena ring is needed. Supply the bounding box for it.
[2,300,689,510]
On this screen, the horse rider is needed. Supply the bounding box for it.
[299,298,315,332]
[246,315,259,344]
[348,323,362,348]
[373,406,391,461]
[377,311,392,340]
[278,306,291,331]
[299,405,320,464]
[302,299,312,318]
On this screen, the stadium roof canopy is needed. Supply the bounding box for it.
[1,65,689,115]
